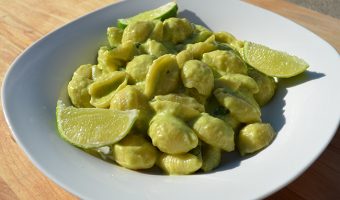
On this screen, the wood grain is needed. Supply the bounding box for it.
[0,1,116,199]
[0,0,339,199]
[243,1,340,198]
[246,0,340,53]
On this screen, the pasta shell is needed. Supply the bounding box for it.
[202,50,247,76]
[181,60,214,96]
[201,143,221,172]
[214,74,259,94]
[237,123,275,156]
[163,18,194,44]
[150,93,204,120]
[185,42,217,59]
[122,21,154,44]
[153,94,205,112]
[214,31,237,44]
[140,39,171,58]
[112,134,158,170]
[97,42,136,72]
[176,50,193,69]
[91,65,103,81]
[67,64,93,108]
[214,87,261,123]
[248,67,277,106]
[148,114,198,154]
[144,54,179,98]
[217,114,241,131]
[107,27,123,47]
[192,113,234,152]
[157,153,202,175]
[186,24,213,44]
[126,54,154,83]
[110,85,153,131]
[184,88,208,105]
[149,20,164,42]
[88,71,128,108]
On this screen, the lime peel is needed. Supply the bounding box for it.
[117,2,178,28]
[56,100,139,149]
[243,41,309,78]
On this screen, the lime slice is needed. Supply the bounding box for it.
[117,2,178,29]
[56,100,138,149]
[243,41,309,78]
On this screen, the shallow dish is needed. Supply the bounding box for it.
[2,0,340,199]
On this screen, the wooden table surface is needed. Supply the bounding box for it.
[0,0,339,199]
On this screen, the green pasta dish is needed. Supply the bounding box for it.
[56,2,308,175]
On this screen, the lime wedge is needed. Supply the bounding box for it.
[56,100,138,149]
[117,2,178,29]
[243,41,309,78]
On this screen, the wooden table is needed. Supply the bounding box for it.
[0,0,339,199]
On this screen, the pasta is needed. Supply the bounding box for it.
[125,54,154,83]
[201,143,221,172]
[192,113,234,152]
[150,94,204,120]
[68,64,93,108]
[65,14,278,174]
[157,153,202,175]
[144,54,179,98]
[202,50,248,76]
[88,71,128,108]
[181,60,214,96]
[237,123,275,156]
[112,133,158,169]
[148,114,198,154]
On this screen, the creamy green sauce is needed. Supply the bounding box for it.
[66,17,276,174]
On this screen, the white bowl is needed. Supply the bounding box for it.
[2,0,340,199]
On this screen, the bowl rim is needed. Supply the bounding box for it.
[2,0,340,199]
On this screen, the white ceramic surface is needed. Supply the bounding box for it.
[2,0,340,199]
